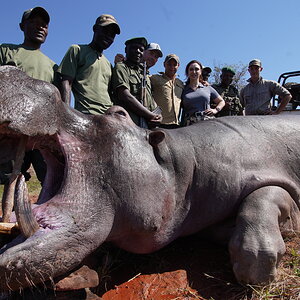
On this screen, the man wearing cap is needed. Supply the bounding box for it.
[212,67,243,116]
[240,59,291,115]
[0,7,57,185]
[0,7,57,83]
[57,14,120,115]
[112,37,162,127]
[202,66,212,82]
[142,43,163,69]
[114,42,163,70]
[150,54,184,128]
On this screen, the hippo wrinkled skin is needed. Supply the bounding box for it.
[0,65,299,290]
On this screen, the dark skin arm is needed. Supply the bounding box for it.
[117,86,162,123]
[59,74,73,105]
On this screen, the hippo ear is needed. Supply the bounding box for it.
[149,131,166,147]
[149,131,171,166]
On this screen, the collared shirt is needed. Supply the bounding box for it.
[150,73,184,125]
[112,60,157,125]
[240,77,291,115]
[181,83,219,117]
[212,83,242,116]
[0,44,57,83]
[57,44,113,115]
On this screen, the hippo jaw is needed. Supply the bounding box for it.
[0,118,110,290]
[0,85,160,290]
[0,72,129,290]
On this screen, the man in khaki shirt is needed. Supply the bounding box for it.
[240,59,291,115]
[151,54,184,128]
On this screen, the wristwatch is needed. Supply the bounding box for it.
[216,107,221,112]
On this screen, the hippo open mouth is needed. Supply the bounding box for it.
[0,66,170,291]
[0,66,125,290]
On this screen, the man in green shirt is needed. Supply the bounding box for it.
[0,7,57,83]
[112,37,162,127]
[57,14,120,115]
[0,7,57,185]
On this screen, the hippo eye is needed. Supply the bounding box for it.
[116,110,126,117]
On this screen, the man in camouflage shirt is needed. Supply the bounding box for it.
[112,37,162,127]
[212,67,242,116]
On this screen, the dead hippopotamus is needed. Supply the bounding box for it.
[0,65,299,291]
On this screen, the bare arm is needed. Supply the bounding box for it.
[117,86,162,123]
[59,75,73,105]
[272,93,292,114]
[205,96,225,116]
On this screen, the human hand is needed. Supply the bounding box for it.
[204,108,216,116]
[149,114,162,123]
[114,54,125,64]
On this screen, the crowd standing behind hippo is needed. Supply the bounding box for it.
[0,7,292,134]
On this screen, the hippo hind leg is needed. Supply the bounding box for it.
[229,186,300,285]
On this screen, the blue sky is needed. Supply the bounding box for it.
[1,0,300,84]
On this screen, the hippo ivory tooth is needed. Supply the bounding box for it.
[14,174,39,238]
[0,222,19,235]
[1,136,27,222]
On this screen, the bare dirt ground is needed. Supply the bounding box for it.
[92,234,300,299]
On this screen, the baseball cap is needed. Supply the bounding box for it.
[95,14,120,34]
[249,59,262,68]
[202,66,212,72]
[164,54,180,64]
[222,67,236,75]
[21,7,50,24]
[146,43,163,57]
[125,37,148,48]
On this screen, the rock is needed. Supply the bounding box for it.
[101,269,202,299]
[54,265,99,291]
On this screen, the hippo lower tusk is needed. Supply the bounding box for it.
[14,174,39,238]
[1,136,27,222]
[0,222,19,235]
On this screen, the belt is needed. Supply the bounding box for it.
[194,111,206,117]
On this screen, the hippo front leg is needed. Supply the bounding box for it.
[229,186,300,284]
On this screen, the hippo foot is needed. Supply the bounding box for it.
[229,186,299,284]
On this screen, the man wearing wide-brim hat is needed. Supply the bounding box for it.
[58,14,120,115]
[112,37,162,127]
[240,59,291,115]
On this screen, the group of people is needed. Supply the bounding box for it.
[0,7,293,184]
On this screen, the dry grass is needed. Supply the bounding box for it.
[94,235,300,299]
[0,167,41,211]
